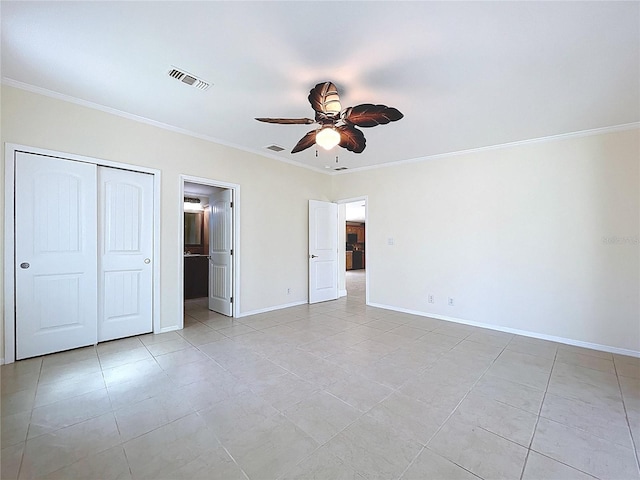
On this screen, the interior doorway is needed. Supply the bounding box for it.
[180,176,240,325]
[338,197,368,304]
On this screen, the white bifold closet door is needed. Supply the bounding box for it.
[15,152,153,359]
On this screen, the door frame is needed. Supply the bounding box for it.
[3,143,162,365]
[337,196,369,305]
[179,175,240,324]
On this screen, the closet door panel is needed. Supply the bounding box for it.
[98,167,153,341]
[15,152,98,359]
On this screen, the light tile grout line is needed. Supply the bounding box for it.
[6,303,323,479]
[210,429,251,480]
[272,332,442,479]
[520,349,610,480]
[613,357,640,474]
[15,357,45,480]
[238,314,459,479]
[16,347,116,479]
[6,293,637,480]
[102,333,243,479]
[185,299,375,477]
[119,443,135,479]
[196,305,580,480]
[395,333,502,480]
[519,345,557,480]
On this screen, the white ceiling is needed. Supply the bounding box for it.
[2,1,638,173]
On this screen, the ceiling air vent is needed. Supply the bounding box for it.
[265,144,286,152]
[168,67,211,91]
[334,167,349,171]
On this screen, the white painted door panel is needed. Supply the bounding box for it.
[98,167,153,341]
[208,189,233,316]
[309,200,338,303]
[15,152,98,359]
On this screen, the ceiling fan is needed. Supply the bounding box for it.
[256,82,403,154]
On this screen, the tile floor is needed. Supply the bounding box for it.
[2,271,639,479]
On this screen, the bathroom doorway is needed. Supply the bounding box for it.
[180,176,240,323]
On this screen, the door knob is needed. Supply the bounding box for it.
[310,254,318,258]
[144,258,151,264]
[20,262,30,269]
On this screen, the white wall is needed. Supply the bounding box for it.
[332,128,640,354]
[1,85,332,360]
[2,85,638,359]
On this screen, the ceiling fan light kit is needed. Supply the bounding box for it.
[256,81,403,154]
[316,127,341,150]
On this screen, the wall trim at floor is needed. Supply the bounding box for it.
[159,326,181,334]
[368,302,640,358]
[238,300,308,318]
[339,289,347,298]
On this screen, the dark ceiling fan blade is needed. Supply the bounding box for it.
[308,82,342,115]
[291,130,318,153]
[336,125,366,153]
[343,104,404,127]
[255,117,315,125]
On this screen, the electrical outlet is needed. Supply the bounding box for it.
[448,297,454,306]
[428,294,434,304]
[287,287,291,295]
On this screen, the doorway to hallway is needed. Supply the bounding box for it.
[339,197,368,304]
[345,269,366,304]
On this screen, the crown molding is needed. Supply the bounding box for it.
[341,122,640,175]
[1,78,330,175]
[4,78,637,177]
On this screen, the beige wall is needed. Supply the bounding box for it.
[333,128,640,353]
[2,85,638,360]
[1,85,331,360]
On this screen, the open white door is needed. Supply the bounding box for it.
[15,152,98,359]
[309,200,338,303]
[209,189,233,316]
[98,167,154,342]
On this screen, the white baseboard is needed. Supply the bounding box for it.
[368,302,640,358]
[159,326,181,334]
[238,300,308,318]
[0,357,4,365]
[339,289,347,298]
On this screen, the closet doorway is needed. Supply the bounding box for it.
[4,144,161,363]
